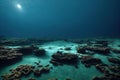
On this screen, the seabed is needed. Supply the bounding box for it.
[0,37,120,80]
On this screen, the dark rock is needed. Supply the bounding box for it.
[33,69,41,76]
[108,57,120,64]
[65,78,72,80]
[77,46,86,53]
[111,48,120,53]
[118,45,120,47]
[95,64,109,73]
[34,48,46,56]
[85,46,110,54]
[108,65,120,73]
[50,52,78,65]
[48,78,58,80]
[40,67,50,73]
[64,47,71,50]
[17,46,34,54]
[80,56,102,67]
[33,66,50,77]
[2,65,34,80]
[95,40,109,47]
[92,76,107,80]
[28,78,36,80]
[0,47,23,66]
[77,46,110,55]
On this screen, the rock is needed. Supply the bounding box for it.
[118,45,120,47]
[108,65,120,73]
[93,73,120,80]
[95,40,109,47]
[108,57,120,64]
[0,47,23,65]
[92,76,107,80]
[64,47,71,50]
[85,46,110,54]
[48,78,58,80]
[2,65,34,80]
[34,48,46,56]
[77,46,86,53]
[17,46,34,54]
[80,56,102,67]
[65,78,72,80]
[77,46,110,55]
[111,48,120,53]
[50,52,78,65]
[28,78,36,80]
[40,67,50,73]
[33,69,41,76]
[95,64,109,73]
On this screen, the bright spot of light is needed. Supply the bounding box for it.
[17,4,22,10]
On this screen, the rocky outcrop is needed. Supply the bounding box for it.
[1,64,51,80]
[64,47,71,50]
[110,48,120,53]
[0,46,23,65]
[108,57,120,64]
[80,56,102,67]
[33,66,50,77]
[77,46,110,55]
[34,48,46,56]
[50,52,78,65]
[1,65,34,80]
[95,64,109,74]
[92,73,120,80]
[108,65,120,73]
[48,78,58,80]
[28,78,36,80]
[17,46,34,54]
[77,46,86,53]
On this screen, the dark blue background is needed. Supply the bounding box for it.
[0,0,120,38]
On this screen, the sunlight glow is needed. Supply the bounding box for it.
[17,4,22,9]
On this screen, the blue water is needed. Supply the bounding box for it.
[0,0,120,38]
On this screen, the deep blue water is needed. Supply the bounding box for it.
[0,0,120,38]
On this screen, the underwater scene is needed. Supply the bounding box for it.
[0,0,120,80]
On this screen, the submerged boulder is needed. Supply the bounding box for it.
[0,46,23,65]
[110,48,120,53]
[28,78,36,80]
[95,64,109,73]
[77,46,110,55]
[50,52,78,65]
[80,56,102,67]
[108,57,120,64]
[17,46,34,54]
[33,66,50,77]
[1,65,34,80]
[77,46,86,53]
[64,47,71,51]
[108,65,120,73]
[92,73,120,80]
[34,48,46,56]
